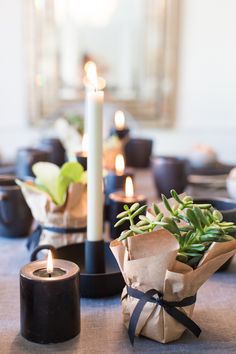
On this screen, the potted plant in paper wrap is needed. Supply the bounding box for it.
[110,190,236,344]
[17,161,87,249]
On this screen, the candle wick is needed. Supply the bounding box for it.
[48,273,52,278]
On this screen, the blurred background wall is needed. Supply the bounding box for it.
[0,0,236,162]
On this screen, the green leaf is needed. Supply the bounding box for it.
[60,162,84,183]
[130,203,140,212]
[136,220,149,226]
[161,194,173,214]
[114,217,129,228]
[118,230,133,241]
[170,189,183,204]
[130,226,145,234]
[131,205,147,219]
[32,162,61,203]
[183,196,193,204]
[152,203,160,216]
[213,210,223,222]
[155,212,164,221]
[116,210,130,219]
[186,244,205,252]
[193,207,208,227]
[193,203,212,209]
[186,209,202,230]
[124,205,130,211]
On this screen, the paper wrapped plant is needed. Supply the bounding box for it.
[110,190,236,344]
[17,161,87,249]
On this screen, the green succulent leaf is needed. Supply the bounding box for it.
[114,217,129,228]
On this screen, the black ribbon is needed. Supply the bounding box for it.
[125,286,201,345]
[27,224,87,251]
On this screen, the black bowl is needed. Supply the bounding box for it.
[194,197,236,271]
[125,138,153,168]
[151,156,189,197]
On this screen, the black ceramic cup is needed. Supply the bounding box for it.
[39,138,66,166]
[151,156,189,198]
[125,138,153,168]
[16,147,51,179]
[0,176,32,237]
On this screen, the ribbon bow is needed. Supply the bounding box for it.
[27,224,87,251]
[124,286,201,345]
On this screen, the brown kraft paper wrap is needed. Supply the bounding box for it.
[110,230,236,343]
[21,183,87,247]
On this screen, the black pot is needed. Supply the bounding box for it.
[125,138,153,168]
[0,176,33,237]
[16,148,51,179]
[39,138,65,166]
[151,156,189,197]
[194,197,236,271]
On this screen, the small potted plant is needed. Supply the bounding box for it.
[17,161,87,249]
[110,190,236,344]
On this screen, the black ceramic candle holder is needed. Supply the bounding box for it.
[124,138,153,168]
[39,138,66,166]
[76,153,87,171]
[20,258,80,344]
[104,169,134,220]
[109,192,146,239]
[109,127,130,140]
[31,242,124,298]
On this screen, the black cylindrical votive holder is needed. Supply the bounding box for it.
[104,169,134,220]
[109,127,130,140]
[20,259,80,344]
[109,192,146,239]
[85,240,105,274]
[39,138,66,166]
[124,138,153,168]
[76,153,87,171]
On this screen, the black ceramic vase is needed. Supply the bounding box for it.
[0,176,32,237]
[125,138,153,168]
[151,156,189,197]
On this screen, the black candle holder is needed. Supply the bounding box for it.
[76,153,87,171]
[104,169,134,220]
[31,242,124,298]
[20,258,80,344]
[109,192,147,239]
[124,138,153,168]
[109,127,130,140]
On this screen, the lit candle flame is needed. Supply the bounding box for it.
[115,154,125,175]
[82,133,88,153]
[125,176,134,198]
[114,110,125,130]
[47,250,54,275]
[85,61,98,90]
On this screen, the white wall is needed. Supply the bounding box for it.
[0,0,236,163]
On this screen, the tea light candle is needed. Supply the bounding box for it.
[76,133,88,170]
[109,176,146,239]
[104,154,133,220]
[20,251,80,344]
[110,111,130,140]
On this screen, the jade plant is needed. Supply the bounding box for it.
[114,190,236,267]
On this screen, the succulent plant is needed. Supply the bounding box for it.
[114,190,236,268]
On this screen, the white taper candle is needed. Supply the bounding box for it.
[87,90,104,241]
